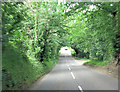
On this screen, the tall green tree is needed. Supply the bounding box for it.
[67,2,119,62]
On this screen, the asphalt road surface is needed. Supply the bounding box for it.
[29,48,118,92]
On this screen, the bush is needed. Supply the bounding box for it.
[2,44,58,90]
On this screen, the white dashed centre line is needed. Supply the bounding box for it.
[78,86,84,92]
[71,72,75,79]
[66,58,84,91]
[68,67,71,70]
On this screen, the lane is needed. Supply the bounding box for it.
[65,56,118,90]
[30,56,78,90]
[29,48,118,91]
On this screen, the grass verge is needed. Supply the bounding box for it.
[74,57,110,66]
[74,57,89,61]
[83,60,110,66]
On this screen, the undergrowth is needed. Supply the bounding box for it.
[2,44,58,90]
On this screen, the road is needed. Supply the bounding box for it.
[29,48,118,92]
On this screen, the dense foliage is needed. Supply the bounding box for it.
[2,2,67,90]
[2,1,120,90]
[67,2,120,62]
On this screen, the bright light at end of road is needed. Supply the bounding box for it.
[60,47,71,56]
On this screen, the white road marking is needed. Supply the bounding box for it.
[68,67,71,70]
[78,86,84,92]
[66,58,84,92]
[71,72,75,79]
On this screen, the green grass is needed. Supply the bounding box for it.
[2,44,58,90]
[74,57,89,61]
[74,57,109,66]
[83,60,110,66]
